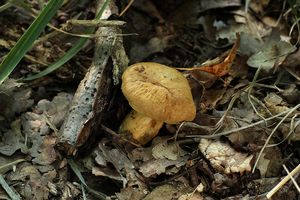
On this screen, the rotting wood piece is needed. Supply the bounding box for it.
[58,1,128,155]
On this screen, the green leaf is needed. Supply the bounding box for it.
[24,0,111,81]
[0,0,64,85]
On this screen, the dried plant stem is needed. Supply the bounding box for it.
[248,66,266,120]
[0,159,25,174]
[289,17,300,45]
[252,104,300,173]
[254,83,281,90]
[67,19,126,27]
[172,121,186,142]
[267,114,300,147]
[266,164,300,199]
[119,0,134,16]
[250,94,273,118]
[283,164,300,193]
[213,89,241,133]
[284,66,300,81]
[186,107,292,139]
[101,125,141,147]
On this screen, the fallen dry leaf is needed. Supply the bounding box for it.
[0,119,26,156]
[199,139,253,174]
[247,40,296,72]
[116,187,147,200]
[97,140,134,172]
[130,36,172,62]
[36,92,73,128]
[7,163,51,199]
[0,86,33,120]
[280,119,300,142]
[152,140,186,161]
[92,166,125,182]
[280,84,300,104]
[139,156,188,177]
[200,88,226,110]
[179,192,204,200]
[239,32,264,56]
[178,183,205,200]
[32,135,57,165]
[249,0,270,14]
[143,184,182,200]
[264,92,289,114]
[177,34,240,77]
[256,147,282,177]
[115,164,148,200]
[0,78,23,92]
[199,0,241,11]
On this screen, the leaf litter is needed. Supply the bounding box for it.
[0,0,300,199]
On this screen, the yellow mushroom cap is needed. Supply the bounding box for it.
[121,62,196,124]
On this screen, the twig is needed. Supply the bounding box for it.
[266,164,300,199]
[250,95,273,118]
[252,104,300,173]
[253,83,281,91]
[284,66,300,81]
[289,17,300,45]
[81,184,87,200]
[59,0,129,154]
[119,0,134,16]
[185,107,293,139]
[67,19,126,27]
[267,114,300,147]
[213,89,241,134]
[248,66,267,120]
[283,164,300,193]
[0,159,26,174]
[101,125,141,147]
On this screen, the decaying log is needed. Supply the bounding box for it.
[58,1,128,155]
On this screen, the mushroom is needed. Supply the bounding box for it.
[119,110,164,145]
[120,62,196,145]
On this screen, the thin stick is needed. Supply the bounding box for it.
[0,159,26,174]
[267,114,300,147]
[67,19,126,27]
[119,0,134,16]
[266,164,300,199]
[213,89,241,133]
[185,107,292,139]
[101,125,142,148]
[283,164,300,193]
[248,66,266,120]
[252,104,300,173]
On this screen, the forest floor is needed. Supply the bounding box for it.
[0,0,299,199]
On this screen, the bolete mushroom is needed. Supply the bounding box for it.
[119,110,164,145]
[120,62,196,145]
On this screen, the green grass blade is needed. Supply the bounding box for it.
[0,0,64,85]
[0,3,13,13]
[24,0,111,81]
[68,159,107,199]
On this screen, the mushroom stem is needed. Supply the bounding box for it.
[119,110,163,145]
